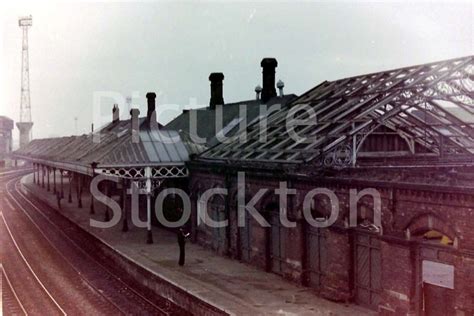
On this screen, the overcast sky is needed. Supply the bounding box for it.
[0,1,472,141]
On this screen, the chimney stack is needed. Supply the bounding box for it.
[112,104,120,122]
[130,108,140,143]
[260,58,278,102]
[209,72,224,110]
[146,92,156,126]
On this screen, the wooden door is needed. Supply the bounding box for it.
[354,233,382,309]
[306,226,326,289]
[212,207,227,254]
[270,212,284,275]
[424,283,449,316]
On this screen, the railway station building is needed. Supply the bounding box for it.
[13,55,474,315]
[186,56,474,315]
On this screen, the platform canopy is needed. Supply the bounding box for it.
[201,56,474,168]
[14,117,202,180]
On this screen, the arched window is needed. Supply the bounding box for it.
[357,205,381,233]
[413,229,454,246]
[405,214,457,247]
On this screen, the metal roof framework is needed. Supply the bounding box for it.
[202,56,474,167]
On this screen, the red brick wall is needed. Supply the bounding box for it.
[379,241,413,315]
[280,221,303,282]
[187,167,474,314]
[319,228,352,302]
[456,256,474,313]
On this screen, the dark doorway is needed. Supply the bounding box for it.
[423,283,452,316]
[240,212,252,262]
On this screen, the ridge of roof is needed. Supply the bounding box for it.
[329,55,473,84]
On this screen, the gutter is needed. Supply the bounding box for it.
[12,154,93,176]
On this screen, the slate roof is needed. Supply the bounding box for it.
[165,94,297,147]
[201,55,474,167]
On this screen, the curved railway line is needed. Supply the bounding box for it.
[1,265,28,316]
[1,213,67,315]
[1,170,187,315]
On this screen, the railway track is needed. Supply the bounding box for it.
[0,167,33,178]
[3,174,186,315]
[0,168,32,184]
[1,265,28,316]
[1,169,68,315]
[1,213,67,315]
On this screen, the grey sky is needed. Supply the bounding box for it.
[1,1,472,142]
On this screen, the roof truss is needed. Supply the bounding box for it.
[203,56,474,167]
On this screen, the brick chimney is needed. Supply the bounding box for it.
[209,72,224,110]
[112,104,120,122]
[130,108,140,143]
[260,58,278,102]
[146,92,156,127]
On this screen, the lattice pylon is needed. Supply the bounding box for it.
[17,15,33,148]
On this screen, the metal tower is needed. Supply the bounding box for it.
[17,15,33,148]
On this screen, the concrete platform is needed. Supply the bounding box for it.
[22,174,375,316]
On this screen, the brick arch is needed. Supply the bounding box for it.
[294,188,342,219]
[355,202,379,222]
[404,213,458,241]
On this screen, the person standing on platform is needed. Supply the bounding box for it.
[56,192,61,209]
[177,228,190,266]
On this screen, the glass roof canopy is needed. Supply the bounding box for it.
[202,56,474,167]
[14,118,196,180]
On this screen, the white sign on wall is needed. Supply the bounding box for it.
[422,260,454,289]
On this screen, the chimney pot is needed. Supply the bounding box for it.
[130,108,140,118]
[209,72,224,110]
[260,58,278,102]
[146,92,156,127]
[112,104,120,122]
[209,72,224,82]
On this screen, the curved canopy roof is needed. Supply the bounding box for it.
[14,116,203,176]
